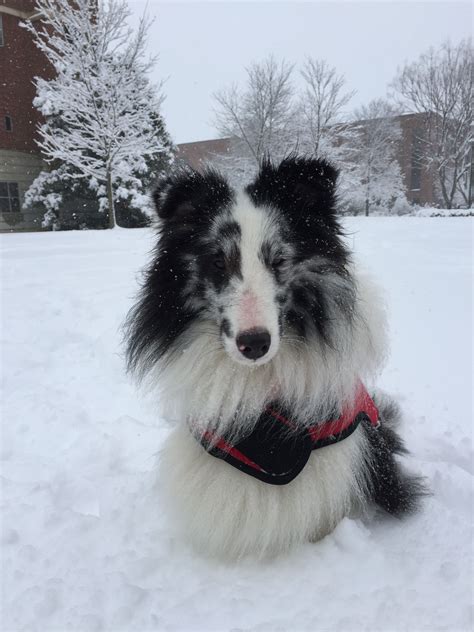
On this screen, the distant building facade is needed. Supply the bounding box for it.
[393,113,437,206]
[0,0,51,231]
[176,138,233,171]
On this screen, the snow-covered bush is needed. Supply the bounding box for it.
[391,196,413,216]
[414,207,474,217]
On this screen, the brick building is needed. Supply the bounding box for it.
[176,138,233,172]
[0,0,52,230]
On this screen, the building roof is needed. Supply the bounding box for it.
[176,137,233,170]
[0,1,40,19]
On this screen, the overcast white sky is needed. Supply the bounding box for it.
[128,1,472,144]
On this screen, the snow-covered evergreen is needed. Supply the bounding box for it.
[23,0,174,228]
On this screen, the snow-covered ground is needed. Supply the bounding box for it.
[1,218,472,632]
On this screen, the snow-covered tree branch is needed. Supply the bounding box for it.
[298,58,355,159]
[24,0,173,228]
[212,56,297,185]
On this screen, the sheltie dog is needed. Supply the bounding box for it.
[125,156,424,559]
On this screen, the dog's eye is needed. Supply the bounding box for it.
[214,255,226,270]
[272,257,286,269]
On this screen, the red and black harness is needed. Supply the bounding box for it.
[195,384,380,485]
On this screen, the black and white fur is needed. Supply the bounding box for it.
[125,156,424,559]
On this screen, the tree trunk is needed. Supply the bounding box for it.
[107,169,115,228]
[365,173,370,216]
[438,168,452,209]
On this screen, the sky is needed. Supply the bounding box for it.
[128,1,472,144]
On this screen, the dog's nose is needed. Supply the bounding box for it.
[236,329,271,360]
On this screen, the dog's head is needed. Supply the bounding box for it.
[126,156,357,378]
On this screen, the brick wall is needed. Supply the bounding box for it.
[0,4,53,153]
[396,113,437,206]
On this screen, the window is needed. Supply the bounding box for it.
[5,115,12,132]
[0,182,20,212]
[410,130,423,191]
[0,15,3,47]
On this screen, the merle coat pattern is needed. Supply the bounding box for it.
[125,156,424,559]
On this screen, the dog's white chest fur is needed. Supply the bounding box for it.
[160,423,369,559]
[154,270,385,559]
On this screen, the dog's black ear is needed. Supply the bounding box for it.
[153,168,233,221]
[246,155,339,224]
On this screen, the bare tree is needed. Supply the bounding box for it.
[213,56,296,183]
[349,100,406,216]
[299,58,355,158]
[391,39,473,208]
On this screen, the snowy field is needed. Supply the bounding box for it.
[1,218,472,632]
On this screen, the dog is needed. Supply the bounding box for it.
[125,156,424,559]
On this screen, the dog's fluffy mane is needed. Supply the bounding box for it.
[146,273,386,442]
[125,156,387,442]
